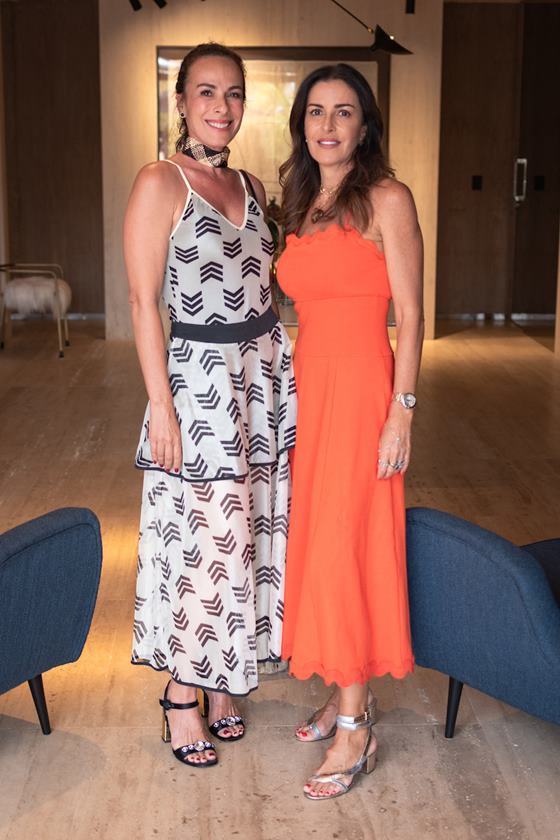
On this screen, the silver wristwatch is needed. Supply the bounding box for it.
[392,392,417,409]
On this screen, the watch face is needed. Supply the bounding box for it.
[402,393,417,409]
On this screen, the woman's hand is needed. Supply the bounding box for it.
[149,401,183,473]
[377,403,413,480]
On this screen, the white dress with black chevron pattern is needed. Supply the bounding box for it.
[131,162,297,696]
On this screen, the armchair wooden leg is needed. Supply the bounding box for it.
[445,676,464,739]
[28,674,52,735]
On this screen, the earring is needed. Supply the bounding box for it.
[180,111,185,118]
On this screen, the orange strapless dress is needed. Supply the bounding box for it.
[277,225,414,686]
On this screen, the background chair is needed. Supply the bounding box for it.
[406,507,560,737]
[0,263,71,357]
[0,508,102,733]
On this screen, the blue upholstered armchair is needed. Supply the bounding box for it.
[0,508,102,733]
[406,507,560,737]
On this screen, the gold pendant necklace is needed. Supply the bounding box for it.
[311,184,339,224]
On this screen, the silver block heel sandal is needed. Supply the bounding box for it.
[296,695,377,742]
[303,706,377,800]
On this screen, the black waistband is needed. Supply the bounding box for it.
[170,306,279,344]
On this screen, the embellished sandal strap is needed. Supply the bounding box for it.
[160,697,199,712]
[173,739,216,761]
[210,715,244,734]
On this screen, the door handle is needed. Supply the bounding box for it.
[513,157,527,204]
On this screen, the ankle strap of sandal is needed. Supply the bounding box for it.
[159,697,199,712]
[336,709,373,731]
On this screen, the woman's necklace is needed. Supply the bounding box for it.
[311,183,340,224]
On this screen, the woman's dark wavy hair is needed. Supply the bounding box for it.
[175,43,246,152]
[279,63,394,234]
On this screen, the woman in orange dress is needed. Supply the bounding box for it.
[277,63,424,800]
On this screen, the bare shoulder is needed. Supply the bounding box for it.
[371,178,417,218]
[133,160,178,192]
[128,161,185,221]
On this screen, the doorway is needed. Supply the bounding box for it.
[436,2,560,326]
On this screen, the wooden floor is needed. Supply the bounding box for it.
[0,318,559,840]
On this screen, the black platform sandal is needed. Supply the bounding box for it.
[201,690,245,742]
[159,683,218,767]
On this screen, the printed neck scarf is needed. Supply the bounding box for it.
[179,135,230,168]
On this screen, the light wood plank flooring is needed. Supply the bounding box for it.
[0,318,559,840]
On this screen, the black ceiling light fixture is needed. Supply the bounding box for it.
[329,0,413,55]
[128,0,168,10]
[370,25,412,55]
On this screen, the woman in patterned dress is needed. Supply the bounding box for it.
[124,43,296,768]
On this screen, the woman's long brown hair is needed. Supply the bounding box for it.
[279,63,394,235]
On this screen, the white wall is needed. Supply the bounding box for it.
[99,0,443,339]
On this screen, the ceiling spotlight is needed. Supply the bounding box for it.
[370,25,412,55]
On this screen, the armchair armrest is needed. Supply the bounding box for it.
[0,508,100,567]
[406,507,560,671]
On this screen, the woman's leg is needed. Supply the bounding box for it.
[203,457,291,738]
[205,690,244,738]
[295,687,339,740]
[304,682,377,798]
[165,679,216,765]
[295,683,377,740]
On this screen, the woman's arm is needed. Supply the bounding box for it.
[123,163,183,473]
[373,180,424,480]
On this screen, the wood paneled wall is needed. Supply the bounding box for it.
[436,3,521,315]
[0,28,8,266]
[1,0,104,314]
[99,0,443,340]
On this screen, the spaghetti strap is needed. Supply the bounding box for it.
[239,169,257,201]
[163,158,191,189]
